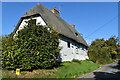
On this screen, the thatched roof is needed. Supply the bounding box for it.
[13,3,88,47]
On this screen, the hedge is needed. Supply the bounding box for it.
[2,23,61,70]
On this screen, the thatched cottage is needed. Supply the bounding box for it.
[13,3,89,62]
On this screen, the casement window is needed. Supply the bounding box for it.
[67,41,70,48]
[75,32,78,37]
[28,19,36,27]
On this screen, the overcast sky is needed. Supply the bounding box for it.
[2,2,118,44]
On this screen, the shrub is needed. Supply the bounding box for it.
[72,59,82,63]
[2,23,61,70]
[88,37,119,64]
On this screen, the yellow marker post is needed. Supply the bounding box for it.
[16,69,20,75]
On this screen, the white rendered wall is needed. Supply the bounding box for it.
[14,16,46,38]
[59,36,89,62]
[14,16,88,62]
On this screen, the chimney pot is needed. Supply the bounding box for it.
[70,24,75,28]
[50,8,60,16]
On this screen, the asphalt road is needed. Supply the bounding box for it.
[74,61,120,80]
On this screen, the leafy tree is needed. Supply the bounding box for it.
[88,37,119,64]
[2,21,61,70]
[106,37,118,59]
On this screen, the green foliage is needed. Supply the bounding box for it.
[2,22,60,70]
[88,37,119,64]
[51,60,99,78]
[72,59,82,64]
[2,60,99,78]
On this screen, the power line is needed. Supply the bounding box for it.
[85,16,118,39]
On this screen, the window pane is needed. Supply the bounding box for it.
[67,41,70,48]
[28,19,36,27]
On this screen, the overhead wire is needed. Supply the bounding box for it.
[85,15,118,39]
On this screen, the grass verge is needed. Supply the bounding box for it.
[50,60,99,78]
[2,60,99,79]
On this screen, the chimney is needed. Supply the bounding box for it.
[50,8,60,16]
[70,24,75,28]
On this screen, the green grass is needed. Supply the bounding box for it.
[2,60,99,79]
[100,59,119,65]
[49,60,99,78]
[2,70,18,78]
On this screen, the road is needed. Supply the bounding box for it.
[75,62,120,79]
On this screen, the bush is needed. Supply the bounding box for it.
[88,37,119,64]
[72,59,82,63]
[2,23,61,70]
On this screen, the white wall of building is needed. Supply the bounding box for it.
[14,16,89,62]
[59,36,89,62]
[14,16,46,38]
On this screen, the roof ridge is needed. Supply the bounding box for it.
[15,3,88,47]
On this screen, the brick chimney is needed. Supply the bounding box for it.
[50,8,60,16]
[70,24,75,28]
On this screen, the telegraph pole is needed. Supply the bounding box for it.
[118,1,120,49]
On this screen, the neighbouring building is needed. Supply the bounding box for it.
[12,3,89,62]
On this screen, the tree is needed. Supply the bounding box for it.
[2,21,61,70]
[88,37,119,64]
[106,37,118,59]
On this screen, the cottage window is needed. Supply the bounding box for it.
[75,32,78,37]
[67,41,70,48]
[82,46,84,50]
[28,19,36,27]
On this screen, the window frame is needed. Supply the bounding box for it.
[67,41,70,48]
[28,19,36,27]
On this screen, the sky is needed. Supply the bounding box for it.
[2,2,118,44]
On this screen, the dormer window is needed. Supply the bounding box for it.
[28,19,36,27]
[75,32,78,37]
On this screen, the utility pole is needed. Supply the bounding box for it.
[118,1,120,45]
[58,5,64,13]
